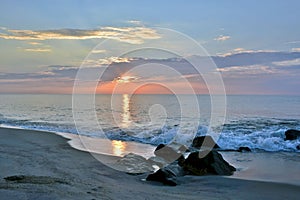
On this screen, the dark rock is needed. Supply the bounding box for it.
[4,175,25,181]
[146,169,177,186]
[176,154,186,167]
[148,156,168,168]
[182,150,236,176]
[167,163,186,177]
[285,129,300,140]
[218,147,251,152]
[237,147,251,152]
[217,149,238,152]
[296,144,300,150]
[154,144,182,162]
[155,144,166,151]
[192,136,220,149]
[146,164,185,186]
[178,145,188,152]
[148,154,185,169]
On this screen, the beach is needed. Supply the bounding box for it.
[0,127,299,200]
[1,0,300,199]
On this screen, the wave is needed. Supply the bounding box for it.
[104,119,300,152]
[218,118,300,152]
[1,116,299,152]
[0,117,78,136]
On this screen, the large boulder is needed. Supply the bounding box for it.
[285,129,300,140]
[154,144,183,163]
[192,136,220,149]
[146,163,185,186]
[181,150,236,176]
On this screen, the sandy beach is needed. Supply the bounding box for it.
[0,127,299,200]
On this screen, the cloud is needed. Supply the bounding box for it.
[291,48,300,52]
[2,51,300,81]
[127,20,143,25]
[0,71,55,80]
[0,26,160,44]
[273,58,300,66]
[286,40,300,44]
[91,49,107,54]
[79,52,300,81]
[217,48,277,57]
[214,51,297,68]
[1,51,300,94]
[23,48,52,52]
[84,57,135,66]
[217,64,276,76]
[28,42,43,45]
[214,35,231,41]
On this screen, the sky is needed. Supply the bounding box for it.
[0,0,300,94]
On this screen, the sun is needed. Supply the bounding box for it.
[116,75,137,83]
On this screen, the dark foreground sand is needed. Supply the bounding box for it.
[0,127,299,200]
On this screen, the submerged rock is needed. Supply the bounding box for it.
[285,129,300,140]
[217,147,251,153]
[181,150,236,176]
[296,144,300,150]
[191,136,220,149]
[237,147,251,152]
[115,153,155,174]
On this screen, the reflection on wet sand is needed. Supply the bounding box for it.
[111,140,127,157]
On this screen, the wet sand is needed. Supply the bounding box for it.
[0,127,299,200]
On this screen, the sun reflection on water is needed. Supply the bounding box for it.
[121,94,131,128]
[111,94,132,156]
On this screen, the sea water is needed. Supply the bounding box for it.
[0,94,299,152]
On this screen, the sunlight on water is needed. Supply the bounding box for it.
[121,94,131,128]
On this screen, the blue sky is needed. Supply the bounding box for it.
[0,0,300,94]
[2,0,300,52]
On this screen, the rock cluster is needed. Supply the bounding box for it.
[145,136,236,186]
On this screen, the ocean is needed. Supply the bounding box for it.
[0,94,299,153]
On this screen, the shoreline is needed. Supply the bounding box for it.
[0,127,300,199]
[0,125,156,158]
[221,151,300,186]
